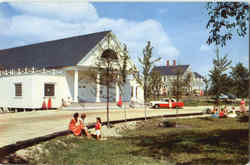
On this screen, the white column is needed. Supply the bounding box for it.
[73,70,79,103]
[96,73,101,102]
[116,81,120,102]
[133,85,137,101]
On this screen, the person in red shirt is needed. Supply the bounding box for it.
[95,117,102,140]
[219,109,225,118]
[68,113,82,136]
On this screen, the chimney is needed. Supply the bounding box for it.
[166,60,169,67]
[173,60,176,66]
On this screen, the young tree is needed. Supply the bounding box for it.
[184,72,193,95]
[171,68,186,102]
[230,62,249,98]
[203,75,210,97]
[206,2,249,47]
[86,44,130,127]
[149,70,163,100]
[132,41,161,120]
[209,48,232,105]
[132,41,161,103]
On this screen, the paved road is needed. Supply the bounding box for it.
[0,106,212,147]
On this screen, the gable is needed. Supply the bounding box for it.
[78,32,135,70]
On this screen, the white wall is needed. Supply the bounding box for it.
[31,74,72,109]
[0,75,33,108]
[0,70,140,108]
[0,72,72,109]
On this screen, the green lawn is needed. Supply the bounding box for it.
[25,117,248,165]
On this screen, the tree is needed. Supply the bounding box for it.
[86,44,130,127]
[203,75,210,97]
[230,62,249,98]
[206,2,249,47]
[171,68,186,102]
[184,72,193,94]
[149,70,163,100]
[209,48,232,104]
[133,41,161,103]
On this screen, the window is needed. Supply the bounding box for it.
[15,83,22,96]
[44,84,55,96]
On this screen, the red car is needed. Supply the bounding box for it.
[150,98,184,109]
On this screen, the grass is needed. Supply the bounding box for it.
[25,117,248,165]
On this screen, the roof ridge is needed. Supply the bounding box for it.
[0,30,111,51]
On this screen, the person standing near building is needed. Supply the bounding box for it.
[240,98,246,113]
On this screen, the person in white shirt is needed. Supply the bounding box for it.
[79,113,91,138]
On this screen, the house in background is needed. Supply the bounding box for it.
[153,60,205,96]
[0,31,144,110]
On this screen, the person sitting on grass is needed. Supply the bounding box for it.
[219,108,226,118]
[69,112,82,136]
[223,106,228,114]
[212,108,219,118]
[79,113,91,139]
[212,106,217,114]
[227,107,237,118]
[92,117,102,140]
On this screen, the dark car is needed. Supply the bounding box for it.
[226,93,236,99]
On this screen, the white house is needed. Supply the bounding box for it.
[153,60,205,96]
[0,31,144,110]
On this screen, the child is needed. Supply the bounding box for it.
[212,108,219,118]
[219,108,225,118]
[95,117,102,140]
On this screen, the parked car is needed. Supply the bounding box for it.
[211,94,228,100]
[150,98,184,109]
[211,93,241,104]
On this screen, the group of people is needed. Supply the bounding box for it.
[68,112,102,140]
[211,106,235,118]
[210,99,247,118]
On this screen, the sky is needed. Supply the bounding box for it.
[0,1,248,76]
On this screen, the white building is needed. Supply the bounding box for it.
[0,31,144,109]
[153,60,205,96]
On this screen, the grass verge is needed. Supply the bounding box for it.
[15,117,249,165]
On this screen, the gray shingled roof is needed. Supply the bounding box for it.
[193,72,203,79]
[0,31,110,69]
[153,65,190,75]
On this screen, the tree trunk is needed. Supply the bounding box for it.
[107,83,110,127]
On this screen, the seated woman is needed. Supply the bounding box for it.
[223,106,228,114]
[69,112,82,136]
[211,108,219,118]
[227,107,237,118]
[79,113,91,138]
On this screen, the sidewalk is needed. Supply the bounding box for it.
[0,106,210,147]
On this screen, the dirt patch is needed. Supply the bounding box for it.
[88,121,138,138]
